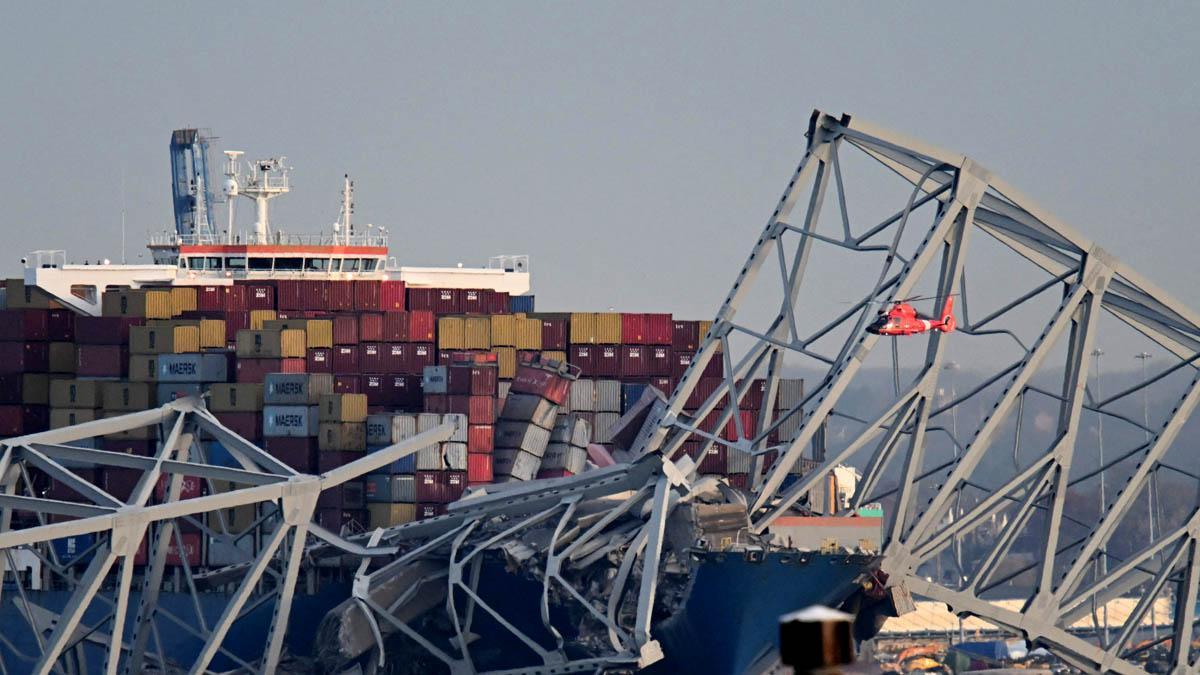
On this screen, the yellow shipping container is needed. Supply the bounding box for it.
[280,328,306,357]
[541,350,568,364]
[249,309,277,330]
[490,314,516,347]
[144,289,173,319]
[319,393,368,423]
[305,319,334,348]
[50,408,99,429]
[173,325,201,353]
[170,286,198,316]
[199,319,226,348]
[515,317,542,350]
[594,312,622,343]
[438,316,466,349]
[492,347,517,379]
[6,278,60,309]
[464,316,491,350]
[569,312,596,344]
[698,320,721,352]
[100,289,146,317]
[368,503,417,528]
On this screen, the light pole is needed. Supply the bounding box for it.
[1092,347,1109,642]
[1136,351,1157,638]
[943,361,964,643]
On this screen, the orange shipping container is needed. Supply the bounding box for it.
[199,319,226,348]
[172,325,201,353]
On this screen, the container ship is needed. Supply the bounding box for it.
[0,129,886,674]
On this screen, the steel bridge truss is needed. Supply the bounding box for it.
[0,397,455,675]
[636,111,1200,674]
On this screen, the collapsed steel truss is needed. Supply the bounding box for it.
[0,397,454,674]
[638,110,1200,673]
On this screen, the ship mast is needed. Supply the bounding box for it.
[338,174,354,245]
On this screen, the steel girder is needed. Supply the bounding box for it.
[0,396,455,674]
[634,111,1200,673]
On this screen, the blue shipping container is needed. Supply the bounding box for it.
[51,534,97,565]
[509,295,535,313]
[157,353,229,383]
[621,383,648,413]
[367,445,417,474]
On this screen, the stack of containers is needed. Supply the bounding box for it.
[101,380,155,454]
[0,309,55,436]
[539,414,591,478]
[493,353,577,481]
[364,412,418,527]
[208,382,264,462]
[316,393,368,529]
[412,411,468,519]
[235,327,307,382]
[48,379,102,442]
[262,374,331,472]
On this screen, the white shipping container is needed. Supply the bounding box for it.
[594,380,621,413]
[416,412,442,433]
[263,405,319,438]
[365,413,418,446]
[494,421,552,458]
[542,443,588,474]
[157,354,228,383]
[416,445,445,471]
[550,414,591,447]
[778,378,804,411]
[365,474,416,503]
[207,535,254,567]
[493,448,541,481]
[422,366,449,394]
[592,412,620,443]
[499,393,559,430]
[441,414,468,442]
[726,448,752,474]
[443,442,468,470]
[568,380,595,412]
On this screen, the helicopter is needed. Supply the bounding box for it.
[866,295,956,336]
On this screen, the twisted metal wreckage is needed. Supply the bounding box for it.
[1,110,1199,674]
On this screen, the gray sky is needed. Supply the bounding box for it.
[2,3,1198,369]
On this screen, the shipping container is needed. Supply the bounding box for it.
[509,294,535,314]
[101,382,152,411]
[389,375,422,409]
[75,316,142,345]
[414,470,445,502]
[242,283,275,310]
[47,342,76,373]
[432,288,462,315]
[593,345,620,378]
[49,379,102,408]
[304,319,333,348]
[509,365,571,406]
[318,422,367,451]
[234,358,276,383]
[144,290,173,319]
[365,474,416,503]
[0,309,50,341]
[248,309,277,330]
[0,405,49,436]
[619,345,648,378]
[209,383,263,412]
[328,281,355,312]
[540,317,567,350]
[307,347,332,373]
[224,285,248,312]
[491,347,516,379]
[50,407,98,429]
[468,395,494,425]
[672,320,699,351]
[332,345,359,373]
[265,373,334,405]
[620,313,646,345]
[319,393,368,423]
[0,373,45,405]
[368,503,417,528]
[213,411,263,440]
[265,436,317,471]
[462,289,488,314]
[0,342,50,374]
[263,405,319,437]
[235,329,305,358]
[437,316,465,350]
[156,353,228,382]
[359,312,383,342]
[331,315,357,345]
[490,314,515,346]
[169,287,197,315]
[493,448,541,481]
[568,380,594,412]
[494,421,552,457]
[443,442,468,471]
[594,380,621,413]
[467,452,493,483]
[489,291,510,315]
[129,325,174,354]
[409,311,435,342]
[381,311,408,342]
[569,312,595,344]
[592,412,620,443]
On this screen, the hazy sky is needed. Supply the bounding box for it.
[2,3,1198,368]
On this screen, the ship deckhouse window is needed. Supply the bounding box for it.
[179,258,188,269]
[329,258,342,272]
[250,257,275,270]
[206,257,223,270]
[226,256,246,270]
[361,258,377,272]
[343,259,360,272]
[305,258,330,271]
[275,257,303,271]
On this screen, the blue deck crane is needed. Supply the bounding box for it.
[169,128,216,241]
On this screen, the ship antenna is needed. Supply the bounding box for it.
[339,174,354,245]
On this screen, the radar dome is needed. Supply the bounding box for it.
[223,178,239,196]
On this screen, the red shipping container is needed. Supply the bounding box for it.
[75,316,143,345]
[445,472,467,501]
[155,474,203,501]
[739,378,766,410]
[266,437,318,472]
[382,312,408,342]
[620,313,647,345]
[620,346,649,378]
[243,282,275,310]
[379,281,406,311]
[440,350,496,366]
[47,309,75,341]
[409,343,435,374]
[224,284,248,311]
[408,311,435,342]
[423,394,448,414]
[224,311,249,343]
[449,395,472,415]
[280,358,306,373]
[317,450,358,473]
[569,345,594,375]
[0,405,47,436]
[362,374,388,405]
[378,343,403,373]
[307,347,332,373]
[488,291,510,315]
[406,288,434,312]
[468,424,493,452]
[329,281,355,312]
[470,366,497,395]
[0,342,49,374]
[671,351,724,380]
[649,376,672,394]
[722,410,758,441]
[331,315,357,345]
[415,471,444,503]
[462,289,488,314]
[359,313,384,342]
[467,452,493,483]
[431,288,462,315]
[165,532,202,566]
[645,313,673,345]
[331,345,359,373]
[416,503,446,519]
[695,444,727,474]
[672,320,699,351]
[334,374,361,393]
[389,375,422,409]
[360,343,385,373]
[646,346,672,377]
[76,345,127,377]
[0,310,49,341]
[235,358,281,383]
[214,411,262,439]
[354,280,380,310]
[685,377,722,410]
[445,365,473,394]
[542,318,568,350]
[468,396,494,424]
[301,280,330,311]
[276,281,303,310]
[197,286,224,311]
[510,366,570,405]
[593,345,620,378]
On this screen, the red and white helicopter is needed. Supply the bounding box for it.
[866,295,957,336]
